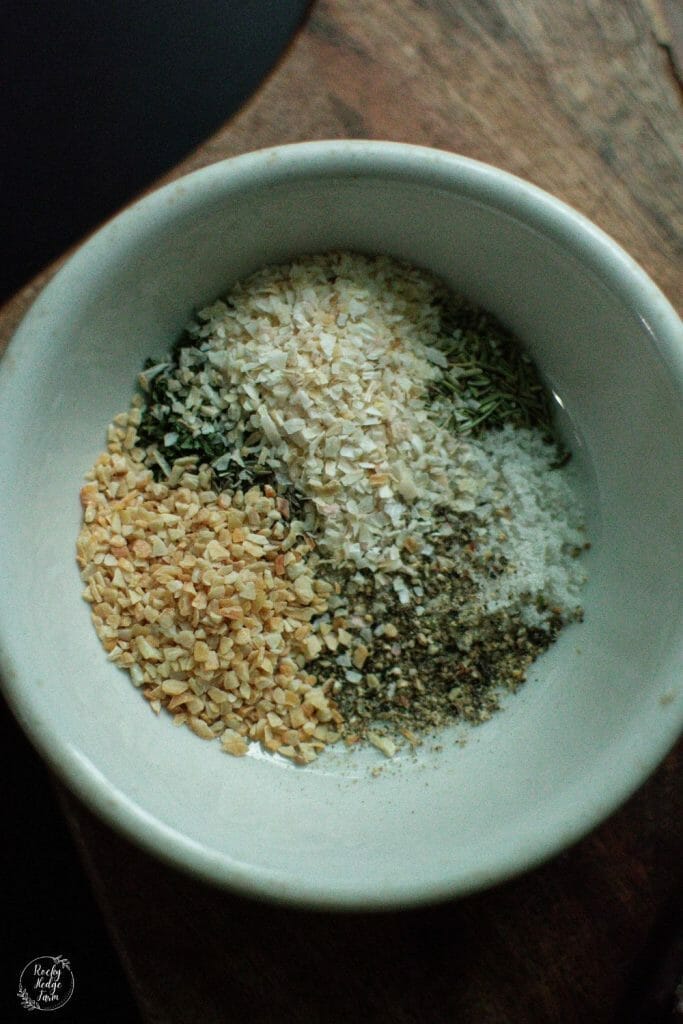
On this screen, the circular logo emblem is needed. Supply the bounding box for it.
[17,956,74,1012]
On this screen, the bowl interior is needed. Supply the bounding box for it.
[1,144,681,906]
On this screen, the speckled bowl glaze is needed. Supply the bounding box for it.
[1,141,681,908]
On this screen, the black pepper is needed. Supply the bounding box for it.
[312,513,581,745]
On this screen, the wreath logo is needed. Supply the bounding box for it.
[17,956,74,1012]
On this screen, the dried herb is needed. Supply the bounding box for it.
[427,294,554,438]
[135,343,281,496]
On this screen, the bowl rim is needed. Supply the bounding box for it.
[1,139,682,909]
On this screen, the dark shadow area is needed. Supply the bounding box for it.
[1,701,145,1023]
[1,0,311,302]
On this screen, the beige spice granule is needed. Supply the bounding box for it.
[189,252,478,573]
[77,403,343,764]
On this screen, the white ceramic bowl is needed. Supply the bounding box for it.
[1,141,681,908]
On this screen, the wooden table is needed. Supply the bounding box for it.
[3,2,682,1021]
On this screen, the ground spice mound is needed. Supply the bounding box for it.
[77,251,588,762]
[313,514,581,753]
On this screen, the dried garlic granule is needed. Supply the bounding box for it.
[77,403,342,764]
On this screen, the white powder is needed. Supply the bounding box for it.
[467,425,587,622]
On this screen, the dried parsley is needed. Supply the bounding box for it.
[136,339,287,498]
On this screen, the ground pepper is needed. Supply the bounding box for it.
[311,513,580,748]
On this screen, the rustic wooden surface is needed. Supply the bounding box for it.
[3,1,682,1021]
[62,751,682,1023]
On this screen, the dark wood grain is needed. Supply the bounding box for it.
[62,747,682,1024]
[3,1,682,1021]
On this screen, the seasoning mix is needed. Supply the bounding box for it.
[77,252,587,763]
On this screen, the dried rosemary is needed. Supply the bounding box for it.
[427,294,553,438]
